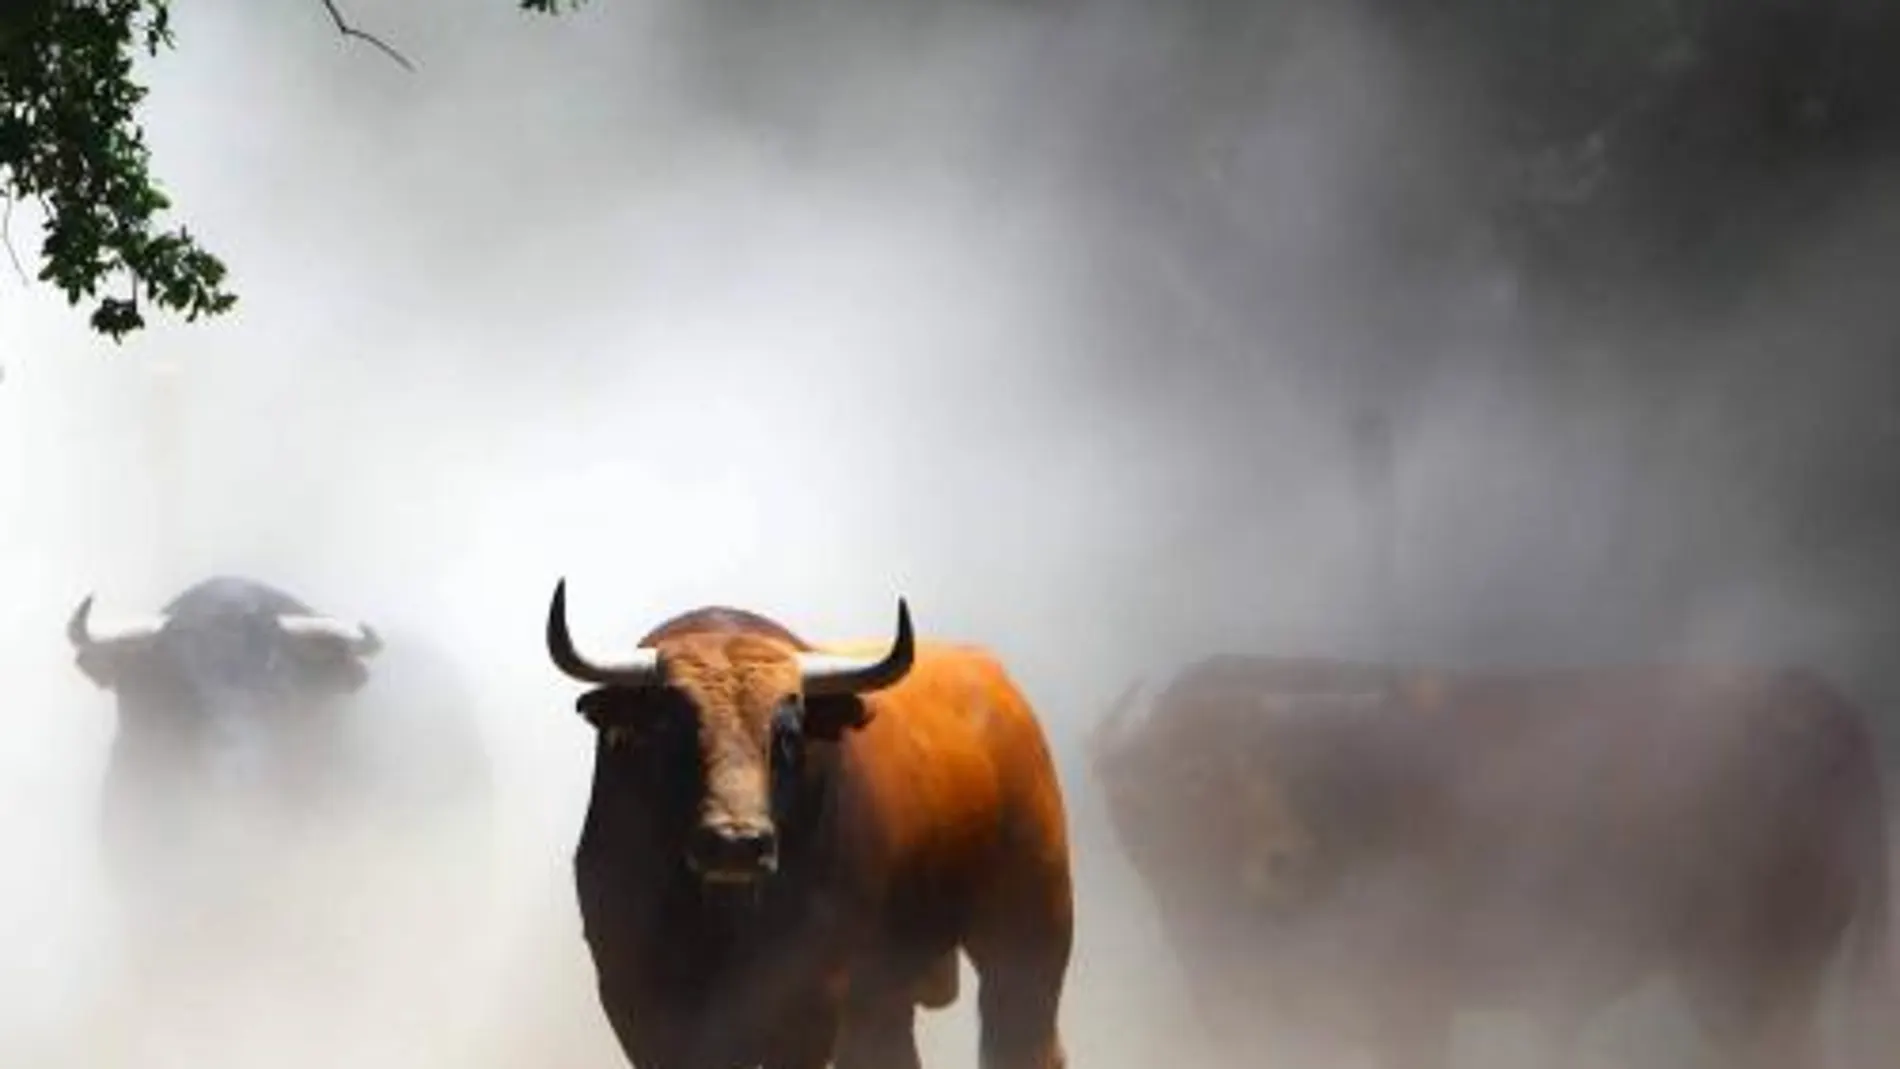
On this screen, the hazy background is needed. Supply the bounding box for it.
[3,0,1897,1066]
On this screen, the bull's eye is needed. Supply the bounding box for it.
[771,697,804,764]
[770,696,804,816]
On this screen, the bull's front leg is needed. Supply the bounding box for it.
[760,989,844,1069]
[594,977,715,1069]
[833,1008,923,1069]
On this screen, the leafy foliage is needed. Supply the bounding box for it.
[0,0,233,340]
[0,0,578,343]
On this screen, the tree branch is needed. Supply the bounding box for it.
[1,196,27,287]
[320,0,415,72]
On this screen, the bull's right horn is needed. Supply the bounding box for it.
[796,599,915,696]
[66,595,167,650]
[277,614,384,658]
[545,580,662,687]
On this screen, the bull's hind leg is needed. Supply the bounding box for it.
[968,953,1067,1069]
[963,869,1073,1069]
[965,909,1072,1069]
[963,769,1073,1069]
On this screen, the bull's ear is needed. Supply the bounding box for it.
[287,645,371,694]
[575,687,625,728]
[804,694,873,739]
[327,659,372,694]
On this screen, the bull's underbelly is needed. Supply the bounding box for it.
[1214,839,1701,1035]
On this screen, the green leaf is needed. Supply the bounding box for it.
[1,0,233,341]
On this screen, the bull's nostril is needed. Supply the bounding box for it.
[728,826,777,863]
[689,822,779,879]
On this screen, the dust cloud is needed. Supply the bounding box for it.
[1,0,1894,1067]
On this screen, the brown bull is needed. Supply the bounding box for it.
[1089,655,1894,1069]
[545,582,1073,1069]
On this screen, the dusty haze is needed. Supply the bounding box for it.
[2,1,1895,1067]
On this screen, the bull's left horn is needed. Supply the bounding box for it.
[66,595,97,650]
[277,614,384,657]
[797,599,915,696]
[545,580,662,687]
[67,595,167,649]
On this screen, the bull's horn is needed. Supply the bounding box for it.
[797,599,915,696]
[546,579,662,687]
[277,614,384,657]
[66,594,166,649]
[65,595,93,649]
[1088,678,1146,753]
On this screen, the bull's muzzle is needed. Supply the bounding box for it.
[687,819,779,884]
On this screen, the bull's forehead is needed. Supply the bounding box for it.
[656,633,804,731]
[161,627,291,689]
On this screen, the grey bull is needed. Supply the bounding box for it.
[66,574,495,1046]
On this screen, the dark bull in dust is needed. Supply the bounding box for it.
[1090,655,1895,1069]
[64,575,495,1060]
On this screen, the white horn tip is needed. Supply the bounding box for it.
[277,614,372,646]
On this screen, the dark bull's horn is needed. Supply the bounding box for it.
[794,599,915,696]
[276,614,384,657]
[1087,678,1147,756]
[66,594,167,650]
[545,579,662,687]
